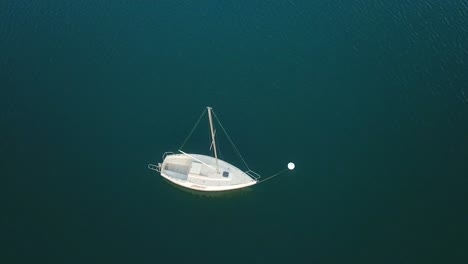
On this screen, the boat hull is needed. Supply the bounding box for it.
[159,153,257,192]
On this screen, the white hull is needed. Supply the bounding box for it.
[160,173,257,191]
[159,153,257,192]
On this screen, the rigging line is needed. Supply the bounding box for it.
[211,110,251,171]
[209,129,216,151]
[179,108,207,150]
[258,169,288,184]
[208,126,212,150]
[212,129,225,160]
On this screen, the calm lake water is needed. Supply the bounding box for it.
[2,0,467,263]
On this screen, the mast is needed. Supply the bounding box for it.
[207,107,219,173]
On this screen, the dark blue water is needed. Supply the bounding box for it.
[2,1,467,263]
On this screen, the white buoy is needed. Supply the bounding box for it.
[287,162,295,170]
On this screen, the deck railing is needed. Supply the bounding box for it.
[245,170,261,181]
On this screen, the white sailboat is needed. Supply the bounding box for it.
[148,107,294,192]
[148,107,260,191]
